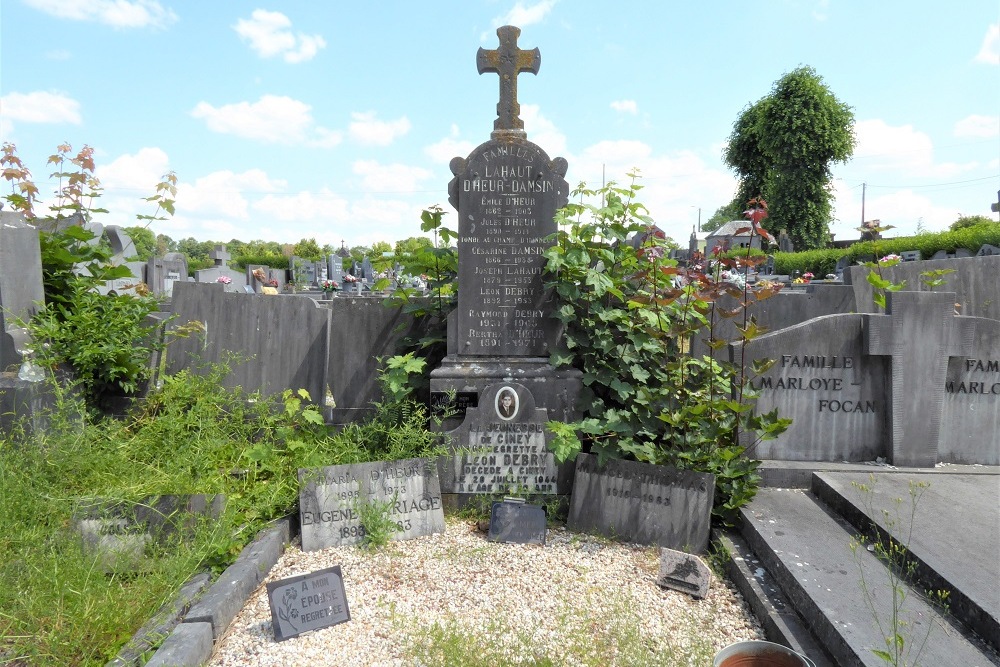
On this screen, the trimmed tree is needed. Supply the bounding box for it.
[725,66,855,250]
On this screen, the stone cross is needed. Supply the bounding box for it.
[864,291,974,466]
[477,25,540,136]
[209,245,230,267]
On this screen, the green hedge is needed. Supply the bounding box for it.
[232,253,290,270]
[773,223,1000,276]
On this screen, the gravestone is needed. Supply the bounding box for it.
[0,208,45,371]
[327,254,344,283]
[298,457,445,551]
[567,454,715,553]
[940,319,1000,464]
[657,548,712,599]
[488,498,546,545]
[931,250,953,260]
[429,25,581,486]
[359,256,374,284]
[954,247,973,258]
[195,245,246,290]
[977,244,1000,256]
[74,495,225,571]
[267,566,350,641]
[778,230,794,253]
[834,255,852,281]
[148,253,188,298]
[438,383,564,495]
[899,250,921,262]
[865,291,973,466]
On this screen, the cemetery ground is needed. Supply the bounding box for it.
[0,364,761,667]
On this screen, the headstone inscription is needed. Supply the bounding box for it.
[438,383,563,495]
[567,454,715,553]
[657,548,712,599]
[298,457,445,551]
[267,566,350,641]
[941,317,1000,464]
[430,25,581,457]
[488,498,546,545]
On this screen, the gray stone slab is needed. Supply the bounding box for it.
[185,519,289,639]
[298,457,444,551]
[741,488,996,666]
[0,209,45,371]
[143,622,213,667]
[567,454,714,553]
[439,382,561,495]
[940,318,1000,465]
[267,565,350,641]
[812,471,1000,653]
[657,548,711,599]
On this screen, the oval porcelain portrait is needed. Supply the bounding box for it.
[495,387,519,421]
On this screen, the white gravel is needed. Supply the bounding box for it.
[208,519,763,666]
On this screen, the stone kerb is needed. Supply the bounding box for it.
[730,313,887,462]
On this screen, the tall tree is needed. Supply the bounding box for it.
[123,226,157,260]
[702,199,745,233]
[724,66,855,250]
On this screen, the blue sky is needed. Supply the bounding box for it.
[2,1,998,250]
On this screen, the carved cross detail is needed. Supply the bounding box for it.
[477,25,540,135]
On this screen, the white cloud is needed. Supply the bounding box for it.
[233,10,326,64]
[829,180,963,239]
[610,99,637,115]
[253,189,350,223]
[520,104,566,156]
[812,0,830,21]
[190,95,341,147]
[974,23,999,65]
[176,169,286,221]
[1,91,81,124]
[851,118,978,179]
[23,0,176,29]
[424,124,475,163]
[954,114,999,138]
[493,0,558,28]
[96,147,170,191]
[348,112,411,146]
[352,160,432,193]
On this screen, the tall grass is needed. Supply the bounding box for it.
[0,360,443,665]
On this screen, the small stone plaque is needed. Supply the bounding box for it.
[488,499,546,545]
[567,454,714,552]
[657,548,712,599]
[267,566,350,642]
[430,390,479,416]
[298,457,445,551]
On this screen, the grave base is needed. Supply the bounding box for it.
[0,372,58,437]
[429,356,581,431]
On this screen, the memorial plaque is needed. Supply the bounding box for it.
[567,454,714,553]
[430,390,479,417]
[449,139,568,358]
[267,566,350,641]
[298,457,445,551]
[657,548,712,599]
[487,499,546,545]
[439,383,560,495]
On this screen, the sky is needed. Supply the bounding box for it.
[1,1,998,252]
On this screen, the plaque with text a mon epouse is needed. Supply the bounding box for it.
[450,138,568,357]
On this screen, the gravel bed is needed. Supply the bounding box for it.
[208,519,763,666]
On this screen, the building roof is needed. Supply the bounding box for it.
[706,220,754,238]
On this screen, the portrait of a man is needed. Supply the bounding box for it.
[496,387,518,420]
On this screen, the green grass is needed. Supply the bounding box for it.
[0,361,444,665]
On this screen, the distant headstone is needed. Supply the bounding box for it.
[148,253,188,297]
[657,548,711,599]
[834,255,852,282]
[764,255,776,275]
[488,498,546,545]
[0,209,45,371]
[298,457,445,551]
[194,244,246,290]
[438,383,562,495]
[899,250,921,262]
[360,256,374,283]
[955,248,973,258]
[567,454,715,553]
[977,244,1000,256]
[778,229,794,253]
[267,566,350,641]
[327,254,344,282]
[931,250,952,260]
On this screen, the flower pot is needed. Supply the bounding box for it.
[714,641,814,667]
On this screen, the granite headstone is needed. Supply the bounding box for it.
[487,498,546,545]
[567,454,715,553]
[298,457,445,551]
[267,566,350,641]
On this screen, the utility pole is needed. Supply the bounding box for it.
[861,182,866,227]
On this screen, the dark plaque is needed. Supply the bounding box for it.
[267,566,350,641]
[298,457,445,551]
[488,499,546,545]
[448,138,568,358]
[567,454,715,553]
